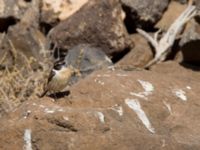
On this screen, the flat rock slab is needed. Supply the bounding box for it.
[0,62,200,150]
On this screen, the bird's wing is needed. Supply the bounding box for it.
[47,70,55,83]
[39,70,55,98]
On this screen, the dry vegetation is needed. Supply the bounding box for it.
[0,38,52,116]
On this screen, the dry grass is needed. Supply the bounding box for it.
[0,39,52,116]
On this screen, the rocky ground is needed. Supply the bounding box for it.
[0,0,200,150]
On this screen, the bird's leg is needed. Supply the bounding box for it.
[38,89,48,98]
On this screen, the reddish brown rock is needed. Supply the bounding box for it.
[116,34,153,68]
[48,0,131,57]
[0,62,200,149]
[64,44,113,84]
[0,0,47,69]
[156,1,187,30]
[173,0,188,4]
[176,19,200,65]
[41,0,88,25]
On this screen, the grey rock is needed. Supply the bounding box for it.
[64,44,113,84]
[65,44,112,70]
[1,62,200,149]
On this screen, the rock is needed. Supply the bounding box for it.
[48,0,131,57]
[0,1,47,68]
[195,0,200,10]
[0,0,40,32]
[64,44,113,84]
[0,62,200,149]
[1,1,200,149]
[180,20,200,46]
[0,0,39,19]
[176,19,200,65]
[6,26,48,69]
[121,0,169,31]
[116,34,153,68]
[173,0,188,4]
[64,44,113,70]
[41,0,88,26]
[156,1,187,30]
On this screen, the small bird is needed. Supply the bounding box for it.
[39,61,75,98]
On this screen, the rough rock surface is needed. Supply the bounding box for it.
[48,0,131,57]
[0,0,47,69]
[156,1,187,30]
[64,44,113,68]
[121,0,169,31]
[173,0,188,4]
[171,18,200,65]
[116,34,153,68]
[64,44,113,84]
[0,0,40,32]
[0,0,39,19]
[0,0,200,149]
[195,0,200,10]
[0,62,200,150]
[41,0,88,25]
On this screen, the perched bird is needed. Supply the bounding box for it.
[39,61,75,98]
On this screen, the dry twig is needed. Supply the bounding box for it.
[137,3,197,68]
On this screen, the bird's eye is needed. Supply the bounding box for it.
[54,64,62,70]
[53,60,66,70]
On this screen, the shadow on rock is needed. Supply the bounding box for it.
[48,91,70,99]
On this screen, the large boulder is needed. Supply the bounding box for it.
[0,62,200,149]
[64,44,113,84]
[48,0,132,57]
